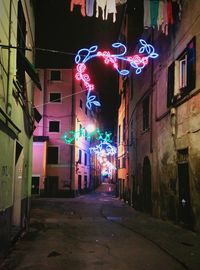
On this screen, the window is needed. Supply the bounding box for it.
[130,119,134,145]
[51,70,61,81]
[84,153,87,166]
[130,76,134,100]
[47,147,58,164]
[122,157,126,168]
[143,96,149,131]
[167,37,196,107]
[84,175,87,189]
[49,93,61,103]
[123,117,126,142]
[49,121,60,132]
[85,106,88,115]
[80,99,83,109]
[78,149,82,163]
[118,125,121,144]
[16,0,26,88]
[118,158,120,168]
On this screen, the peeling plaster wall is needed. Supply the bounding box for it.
[128,0,200,231]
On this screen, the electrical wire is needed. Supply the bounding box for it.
[33,89,88,109]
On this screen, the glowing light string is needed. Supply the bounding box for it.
[75,39,159,110]
[62,128,113,145]
[62,126,116,177]
[89,141,117,178]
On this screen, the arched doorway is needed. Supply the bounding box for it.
[142,156,152,214]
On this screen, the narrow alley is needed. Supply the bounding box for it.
[1,183,200,270]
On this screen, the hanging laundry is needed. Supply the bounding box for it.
[96,0,107,20]
[70,0,86,16]
[144,0,151,28]
[105,0,117,23]
[150,0,159,28]
[167,0,173,25]
[86,0,95,17]
[157,0,164,30]
[115,0,127,6]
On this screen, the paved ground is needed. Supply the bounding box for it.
[1,183,200,270]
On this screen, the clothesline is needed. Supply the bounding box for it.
[70,0,182,34]
[70,0,127,23]
[144,0,182,36]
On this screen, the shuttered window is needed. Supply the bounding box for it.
[167,37,196,107]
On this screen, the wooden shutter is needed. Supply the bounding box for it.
[187,37,196,92]
[167,62,175,107]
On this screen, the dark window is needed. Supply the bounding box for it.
[143,96,149,131]
[51,70,61,81]
[84,175,87,189]
[123,117,126,142]
[85,106,87,115]
[130,76,134,100]
[84,153,87,166]
[79,149,82,163]
[118,159,120,168]
[167,37,196,107]
[50,93,61,103]
[47,147,58,164]
[16,0,26,88]
[122,157,126,168]
[80,99,83,108]
[118,125,121,144]
[167,62,175,107]
[49,121,60,132]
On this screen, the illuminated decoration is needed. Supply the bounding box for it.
[62,127,113,145]
[62,125,116,177]
[101,161,116,178]
[89,141,116,157]
[89,141,117,178]
[75,39,159,109]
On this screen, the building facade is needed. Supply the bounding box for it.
[118,0,200,231]
[32,68,101,197]
[0,0,40,256]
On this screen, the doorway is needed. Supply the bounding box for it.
[12,141,24,227]
[178,162,193,227]
[142,156,152,214]
[177,149,193,228]
[78,175,82,194]
[45,176,58,197]
[32,176,40,195]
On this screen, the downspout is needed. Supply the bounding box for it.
[70,68,75,195]
[6,0,12,116]
[150,28,154,153]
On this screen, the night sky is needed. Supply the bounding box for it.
[35,0,142,132]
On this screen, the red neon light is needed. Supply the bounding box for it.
[127,55,149,67]
[75,63,94,91]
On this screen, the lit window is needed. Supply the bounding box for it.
[167,37,196,107]
[49,93,61,103]
[49,121,60,132]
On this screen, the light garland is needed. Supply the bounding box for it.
[75,39,159,110]
[62,127,113,145]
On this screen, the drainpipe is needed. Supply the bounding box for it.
[150,28,154,153]
[70,69,75,196]
[6,0,12,116]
